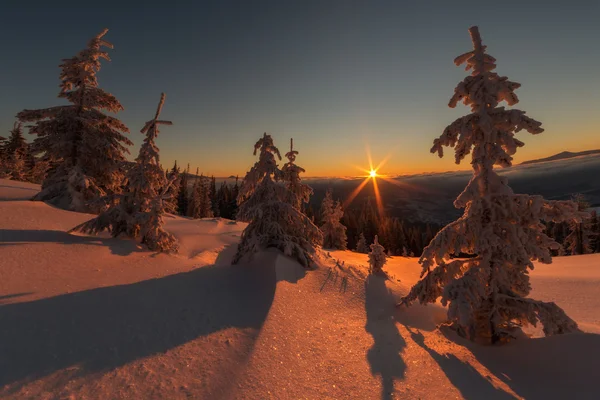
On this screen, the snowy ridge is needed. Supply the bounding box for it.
[1,179,599,399]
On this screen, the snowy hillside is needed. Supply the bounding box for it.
[1,179,599,399]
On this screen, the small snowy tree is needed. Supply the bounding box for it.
[368,235,387,275]
[163,161,180,214]
[399,26,581,344]
[18,29,132,212]
[320,189,348,249]
[563,194,592,255]
[187,169,202,218]
[71,93,178,253]
[356,232,369,253]
[2,123,30,181]
[236,132,282,221]
[233,134,322,267]
[199,175,214,218]
[281,138,313,210]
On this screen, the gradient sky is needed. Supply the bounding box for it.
[1,0,599,177]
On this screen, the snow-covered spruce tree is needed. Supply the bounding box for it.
[399,26,581,344]
[563,194,592,255]
[356,232,369,253]
[2,122,30,180]
[163,161,180,214]
[320,189,348,249]
[72,93,178,253]
[0,135,7,178]
[177,164,190,216]
[18,29,132,212]
[233,134,322,267]
[187,169,202,218]
[281,138,313,210]
[368,235,387,275]
[236,132,282,221]
[199,174,214,218]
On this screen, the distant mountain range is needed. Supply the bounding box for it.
[521,150,600,165]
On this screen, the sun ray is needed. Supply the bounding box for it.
[343,177,370,209]
[371,176,385,217]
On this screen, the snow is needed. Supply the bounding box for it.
[1,178,599,399]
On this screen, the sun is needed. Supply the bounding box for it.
[369,169,377,178]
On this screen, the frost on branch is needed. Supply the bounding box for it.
[18,29,132,212]
[320,189,347,250]
[399,26,581,344]
[237,132,282,221]
[71,93,178,253]
[281,138,313,210]
[234,134,322,267]
[368,235,387,275]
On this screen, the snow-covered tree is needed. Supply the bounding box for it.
[320,189,348,249]
[71,93,178,253]
[236,132,282,221]
[18,29,132,212]
[163,161,180,214]
[199,175,214,218]
[399,26,581,344]
[368,235,387,274]
[177,164,190,216]
[187,169,202,218]
[356,232,369,253]
[281,138,313,210]
[233,134,322,267]
[563,194,592,255]
[2,123,30,180]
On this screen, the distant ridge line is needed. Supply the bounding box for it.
[521,149,600,165]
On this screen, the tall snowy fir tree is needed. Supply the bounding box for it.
[368,235,387,275]
[563,194,592,255]
[187,169,202,219]
[233,133,322,267]
[18,29,132,212]
[236,132,282,220]
[320,189,348,250]
[164,161,180,214]
[177,164,190,216]
[72,93,178,253]
[281,138,313,210]
[0,134,6,178]
[2,122,29,180]
[399,26,581,344]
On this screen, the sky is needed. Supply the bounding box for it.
[1,0,599,177]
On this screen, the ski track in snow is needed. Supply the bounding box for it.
[1,179,599,399]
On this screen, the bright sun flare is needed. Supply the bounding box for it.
[369,170,377,178]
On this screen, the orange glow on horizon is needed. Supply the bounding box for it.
[343,146,392,217]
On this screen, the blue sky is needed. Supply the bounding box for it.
[1,0,599,176]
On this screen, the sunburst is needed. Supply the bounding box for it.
[343,145,420,217]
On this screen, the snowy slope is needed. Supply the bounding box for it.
[1,179,599,399]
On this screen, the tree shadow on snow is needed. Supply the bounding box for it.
[0,229,142,256]
[445,329,600,400]
[0,258,285,393]
[364,275,407,400]
[404,327,518,400]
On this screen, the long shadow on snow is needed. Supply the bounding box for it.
[404,327,517,400]
[446,330,600,400]
[364,275,407,400]
[0,229,142,256]
[0,256,280,390]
